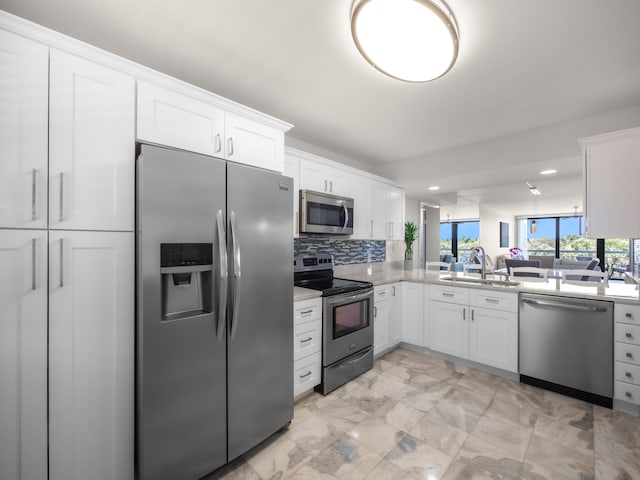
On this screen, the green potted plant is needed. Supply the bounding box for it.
[404,221,419,270]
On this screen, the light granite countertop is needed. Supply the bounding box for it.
[293,262,640,304]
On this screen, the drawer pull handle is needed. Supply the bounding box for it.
[626,391,633,399]
[626,372,633,378]
[626,333,633,339]
[626,313,634,318]
[442,292,454,297]
[378,291,387,296]
[300,309,313,315]
[299,371,312,379]
[626,353,634,359]
[300,337,313,344]
[485,298,499,304]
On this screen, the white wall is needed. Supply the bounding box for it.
[478,204,514,267]
[424,205,441,263]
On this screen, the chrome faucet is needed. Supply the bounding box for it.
[472,246,487,279]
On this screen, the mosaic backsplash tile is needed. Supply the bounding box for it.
[294,235,386,265]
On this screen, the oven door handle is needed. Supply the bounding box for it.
[325,289,373,306]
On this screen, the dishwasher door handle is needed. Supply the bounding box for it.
[522,298,608,313]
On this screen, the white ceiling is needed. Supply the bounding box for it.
[4,0,640,205]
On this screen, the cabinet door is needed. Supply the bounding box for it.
[0,31,48,229]
[349,175,372,238]
[0,230,48,480]
[284,153,300,237]
[49,50,135,231]
[374,299,391,356]
[49,231,134,480]
[386,186,405,240]
[225,112,284,172]
[401,282,424,346]
[429,301,468,359]
[583,129,640,238]
[370,181,388,239]
[136,80,225,157]
[469,307,517,372]
[326,168,349,196]
[388,283,402,346]
[299,159,329,193]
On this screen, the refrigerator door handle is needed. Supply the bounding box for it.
[230,210,242,339]
[216,209,228,342]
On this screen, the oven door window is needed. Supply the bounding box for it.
[333,299,369,339]
[307,202,353,228]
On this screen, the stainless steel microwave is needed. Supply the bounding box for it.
[299,190,354,235]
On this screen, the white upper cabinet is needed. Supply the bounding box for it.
[349,174,371,238]
[386,185,405,241]
[0,230,48,480]
[580,127,640,238]
[48,230,134,480]
[137,81,285,172]
[370,180,388,239]
[0,31,48,229]
[299,159,349,196]
[49,50,135,231]
[284,153,300,237]
[370,181,404,240]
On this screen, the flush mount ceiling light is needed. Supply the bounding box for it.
[350,0,459,82]
[527,182,542,196]
[428,185,440,190]
[540,169,557,175]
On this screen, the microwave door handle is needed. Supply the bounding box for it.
[342,202,349,231]
[216,210,228,342]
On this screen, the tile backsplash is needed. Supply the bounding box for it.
[294,235,386,265]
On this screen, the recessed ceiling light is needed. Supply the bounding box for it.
[428,186,440,191]
[350,0,459,82]
[540,169,557,175]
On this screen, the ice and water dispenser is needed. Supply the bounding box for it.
[160,243,213,321]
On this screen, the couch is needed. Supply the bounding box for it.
[552,257,600,271]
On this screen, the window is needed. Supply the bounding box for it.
[440,220,479,261]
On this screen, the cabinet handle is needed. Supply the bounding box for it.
[370,219,374,238]
[299,371,312,379]
[626,333,633,339]
[378,291,387,297]
[215,134,222,153]
[626,372,633,379]
[485,298,499,304]
[300,309,313,316]
[228,137,234,156]
[59,238,64,288]
[374,306,378,317]
[31,238,37,290]
[463,308,466,320]
[626,352,634,359]
[626,391,633,399]
[300,337,313,344]
[329,181,333,192]
[295,211,299,236]
[626,312,634,319]
[59,172,64,222]
[392,286,396,296]
[471,310,475,321]
[442,292,454,297]
[31,169,37,221]
[324,180,328,192]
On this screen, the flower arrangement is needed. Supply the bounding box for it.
[509,247,524,259]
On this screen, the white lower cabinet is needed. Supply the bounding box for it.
[374,283,400,356]
[293,298,322,397]
[0,230,48,480]
[48,231,134,480]
[614,303,640,405]
[428,285,518,372]
[400,282,423,347]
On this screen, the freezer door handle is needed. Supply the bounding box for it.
[522,298,608,313]
[216,209,228,342]
[229,210,242,340]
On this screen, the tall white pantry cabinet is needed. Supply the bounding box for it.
[0,28,134,480]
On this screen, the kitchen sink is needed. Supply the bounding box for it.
[440,276,521,287]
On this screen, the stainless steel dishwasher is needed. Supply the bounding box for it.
[519,293,613,407]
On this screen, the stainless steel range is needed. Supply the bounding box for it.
[294,254,374,394]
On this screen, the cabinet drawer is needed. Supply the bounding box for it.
[294,298,322,325]
[430,285,469,304]
[293,320,321,361]
[470,289,517,312]
[615,303,640,326]
[615,361,640,386]
[615,343,640,366]
[374,283,395,301]
[293,353,321,397]
[615,323,640,346]
[615,380,640,405]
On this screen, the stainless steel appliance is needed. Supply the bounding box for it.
[136,144,293,480]
[299,190,354,235]
[294,255,373,394]
[519,293,613,407]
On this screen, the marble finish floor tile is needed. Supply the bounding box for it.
[209,347,640,480]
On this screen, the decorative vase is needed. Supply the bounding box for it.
[404,259,413,270]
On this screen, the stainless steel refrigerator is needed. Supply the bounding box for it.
[136,144,293,480]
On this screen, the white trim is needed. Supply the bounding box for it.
[0,9,293,133]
